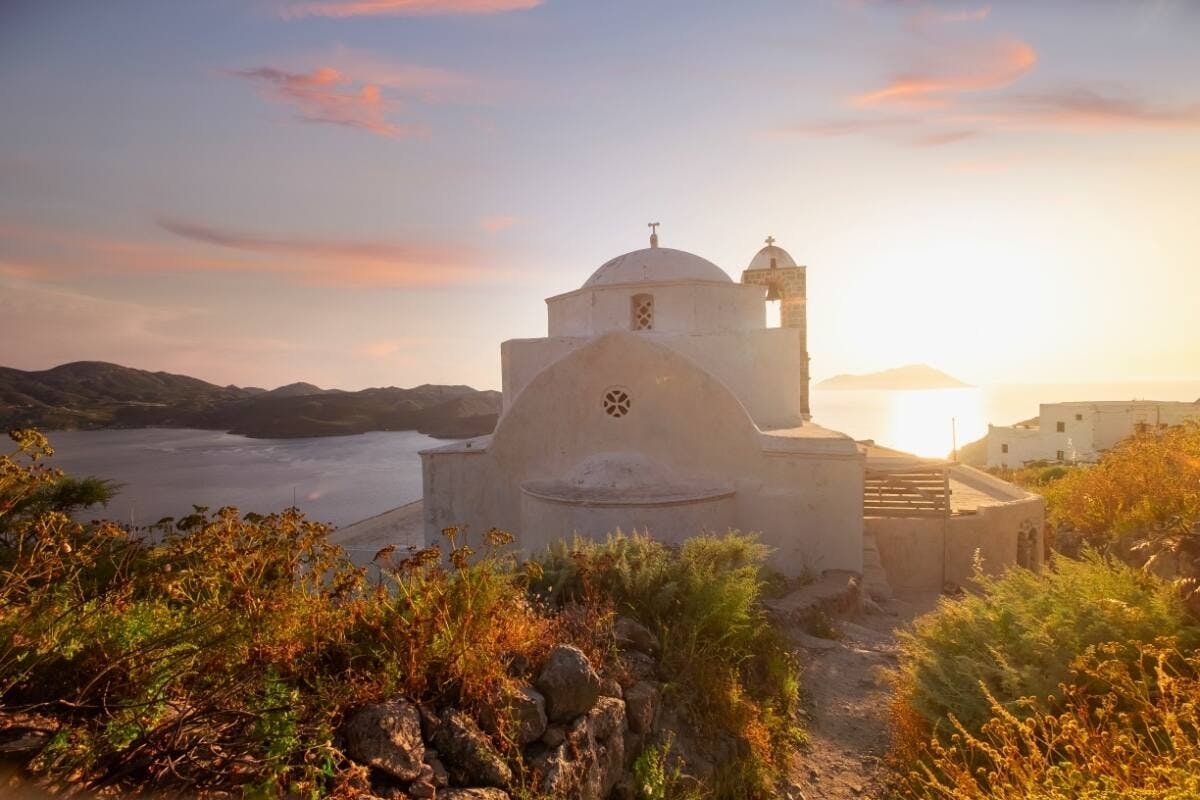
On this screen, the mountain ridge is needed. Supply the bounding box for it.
[0,361,499,440]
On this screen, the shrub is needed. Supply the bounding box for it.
[531,531,802,799]
[1042,420,1200,546]
[897,639,1200,800]
[0,431,562,796]
[632,733,702,800]
[3,432,803,798]
[892,552,1198,748]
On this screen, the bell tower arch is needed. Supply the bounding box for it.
[741,236,810,419]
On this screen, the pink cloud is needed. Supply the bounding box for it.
[961,89,1200,130]
[910,129,978,146]
[279,0,542,18]
[229,66,419,137]
[479,215,520,232]
[853,39,1037,107]
[909,4,990,32]
[0,216,511,288]
[157,217,501,286]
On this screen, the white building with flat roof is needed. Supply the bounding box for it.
[986,400,1200,468]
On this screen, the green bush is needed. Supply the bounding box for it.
[531,531,802,799]
[893,552,1198,744]
[898,639,1200,800]
[2,432,803,799]
[0,431,562,796]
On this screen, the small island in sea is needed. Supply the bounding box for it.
[816,363,972,391]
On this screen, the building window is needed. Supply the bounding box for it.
[1001,443,1009,453]
[631,294,653,331]
[1075,413,1083,421]
[1056,450,1065,461]
[1056,421,1066,432]
[603,388,631,418]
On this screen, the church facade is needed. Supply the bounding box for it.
[420,233,864,576]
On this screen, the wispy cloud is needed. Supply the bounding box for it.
[910,129,978,146]
[767,116,915,137]
[908,4,990,33]
[228,66,418,137]
[781,5,1200,150]
[278,0,542,19]
[964,89,1200,130]
[0,216,509,288]
[479,215,520,232]
[157,217,497,286]
[852,39,1036,107]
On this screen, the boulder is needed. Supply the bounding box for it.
[599,678,623,699]
[480,685,547,745]
[408,763,437,799]
[532,697,627,800]
[623,681,660,735]
[418,703,441,742]
[540,725,565,748]
[432,709,513,788]
[343,700,425,782]
[535,644,602,722]
[439,790,511,800]
[0,727,52,756]
[594,726,625,797]
[587,696,627,741]
[613,617,659,654]
[424,749,450,787]
[618,650,657,684]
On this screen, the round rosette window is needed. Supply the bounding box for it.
[602,387,631,418]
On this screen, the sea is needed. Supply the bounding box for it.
[33,380,1200,529]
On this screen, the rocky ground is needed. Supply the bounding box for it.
[782,591,940,800]
[344,618,666,800]
[1,577,939,800]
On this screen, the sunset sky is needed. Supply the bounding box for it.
[2,0,1198,391]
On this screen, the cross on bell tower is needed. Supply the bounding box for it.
[765,235,775,246]
[648,222,660,248]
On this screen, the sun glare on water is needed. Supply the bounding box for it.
[813,387,987,460]
[884,388,986,458]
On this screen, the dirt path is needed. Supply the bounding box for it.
[784,592,940,800]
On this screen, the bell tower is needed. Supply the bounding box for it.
[741,236,811,420]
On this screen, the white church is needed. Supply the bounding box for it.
[420,229,866,576]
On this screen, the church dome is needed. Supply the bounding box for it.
[748,243,797,270]
[583,247,732,288]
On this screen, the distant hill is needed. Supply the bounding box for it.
[817,364,972,391]
[264,381,339,398]
[0,361,499,440]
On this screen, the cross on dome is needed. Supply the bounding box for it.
[765,235,775,246]
[648,222,660,248]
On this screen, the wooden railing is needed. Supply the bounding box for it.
[863,467,950,518]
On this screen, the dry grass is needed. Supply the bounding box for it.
[2,431,802,799]
[897,639,1200,800]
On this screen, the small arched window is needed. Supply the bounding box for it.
[631,293,654,331]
